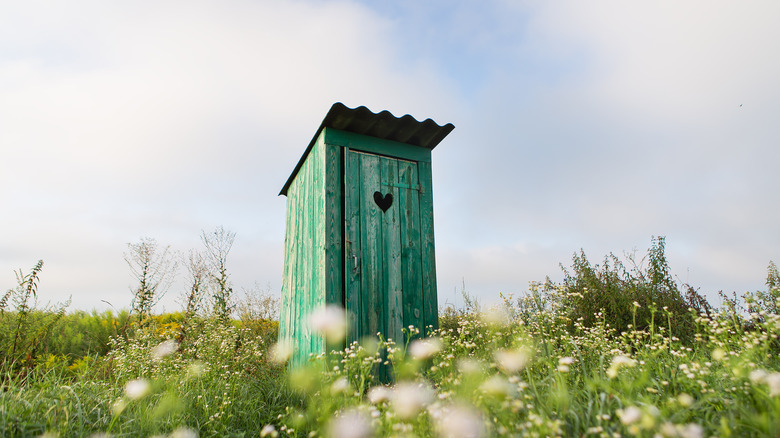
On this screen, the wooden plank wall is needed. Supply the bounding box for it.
[280,135,330,367]
[418,161,439,335]
[280,127,439,369]
[344,150,433,345]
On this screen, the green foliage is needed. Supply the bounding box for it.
[1,313,296,437]
[555,236,710,344]
[4,240,780,436]
[0,261,69,370]
[46,310,130,359]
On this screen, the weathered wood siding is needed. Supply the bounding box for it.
[280,127,438,369]
[338,128,438,346]
[279,134,342,367]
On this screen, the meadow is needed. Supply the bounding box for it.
[2,237,779,437]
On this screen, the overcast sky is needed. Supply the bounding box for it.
[2,0,779,312]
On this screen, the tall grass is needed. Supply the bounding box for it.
[275,291,780,437]
[2,244,780,437]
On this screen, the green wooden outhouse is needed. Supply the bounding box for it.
[279,103,454,366]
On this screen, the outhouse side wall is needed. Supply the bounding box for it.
[279,133,342,366]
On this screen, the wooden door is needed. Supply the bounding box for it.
[344,150,425,347]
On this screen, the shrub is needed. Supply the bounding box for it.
[556,236,710,343]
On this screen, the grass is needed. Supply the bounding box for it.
[2,283,780,437]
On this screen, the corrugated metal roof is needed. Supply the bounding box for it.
[280,103,455,196]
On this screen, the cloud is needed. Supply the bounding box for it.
[430,0,780,301]
[1,0,778,311]
[0,0,462,310]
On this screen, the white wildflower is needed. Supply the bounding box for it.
[331,377,351,394]
[765,372,780,396]
[617,406,642,425]
[607,355,637,379]
[186,361,205,378]
[367,385,392,404]
[659,422,678,437]
[270,341,295,364]
[391,382,434,420]
[124,378,151,400]
[557,356,574,373]
[408,337,443,360]
[749,369,768,384]
[679,423,704,438]
[677,393,694,407]
[494,348,531,373]
[260,424,278,437]
[111,399,127,415]
[434,404,486,438]
[327,409,373,438]
[170,426,198,438]
[151,339,178,360]
[479,375,514,397]
[309,306,347,343]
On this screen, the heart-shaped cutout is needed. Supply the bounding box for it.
[373,191,393,212]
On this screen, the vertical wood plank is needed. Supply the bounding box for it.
[359,153,382,341]
[398,161,424,341]
[312,137,325,356]
[279,137,331,367]
[344,150,362,344]
[417,160,439,335]
[324,143,343,310]
[279,183,294,343]
[381,157,404,346]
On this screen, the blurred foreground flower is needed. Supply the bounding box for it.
[331,377,351,394]
[151,339,178,360]
[367,385,392,404]
[408,337,442,360]
[433,404,486,438]
[495,348,531,373]
[186,361,205,378]
[765,372,780,396]
[170,426,198,438]
[310,306,347,343]
[617,406,642,425]
[678,423,704,438]
[124,378,151,400]
[557,357,574,373]
[479,375,515,398]
[260,425,278,437]
[391,381,434,420]
[327,408,373,438]
[661,422,704,438]
[606,354,637,379]
[457,358,483,375]
[677,393,694,407]
[270,342,295,364]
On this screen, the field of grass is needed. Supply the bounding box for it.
[2,240,780,437]
[2,287,779,437]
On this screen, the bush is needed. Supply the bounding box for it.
[555,236,710,344]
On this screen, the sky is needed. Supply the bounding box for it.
[2,0,779,312]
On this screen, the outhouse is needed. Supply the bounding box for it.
[279,103,454,366]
